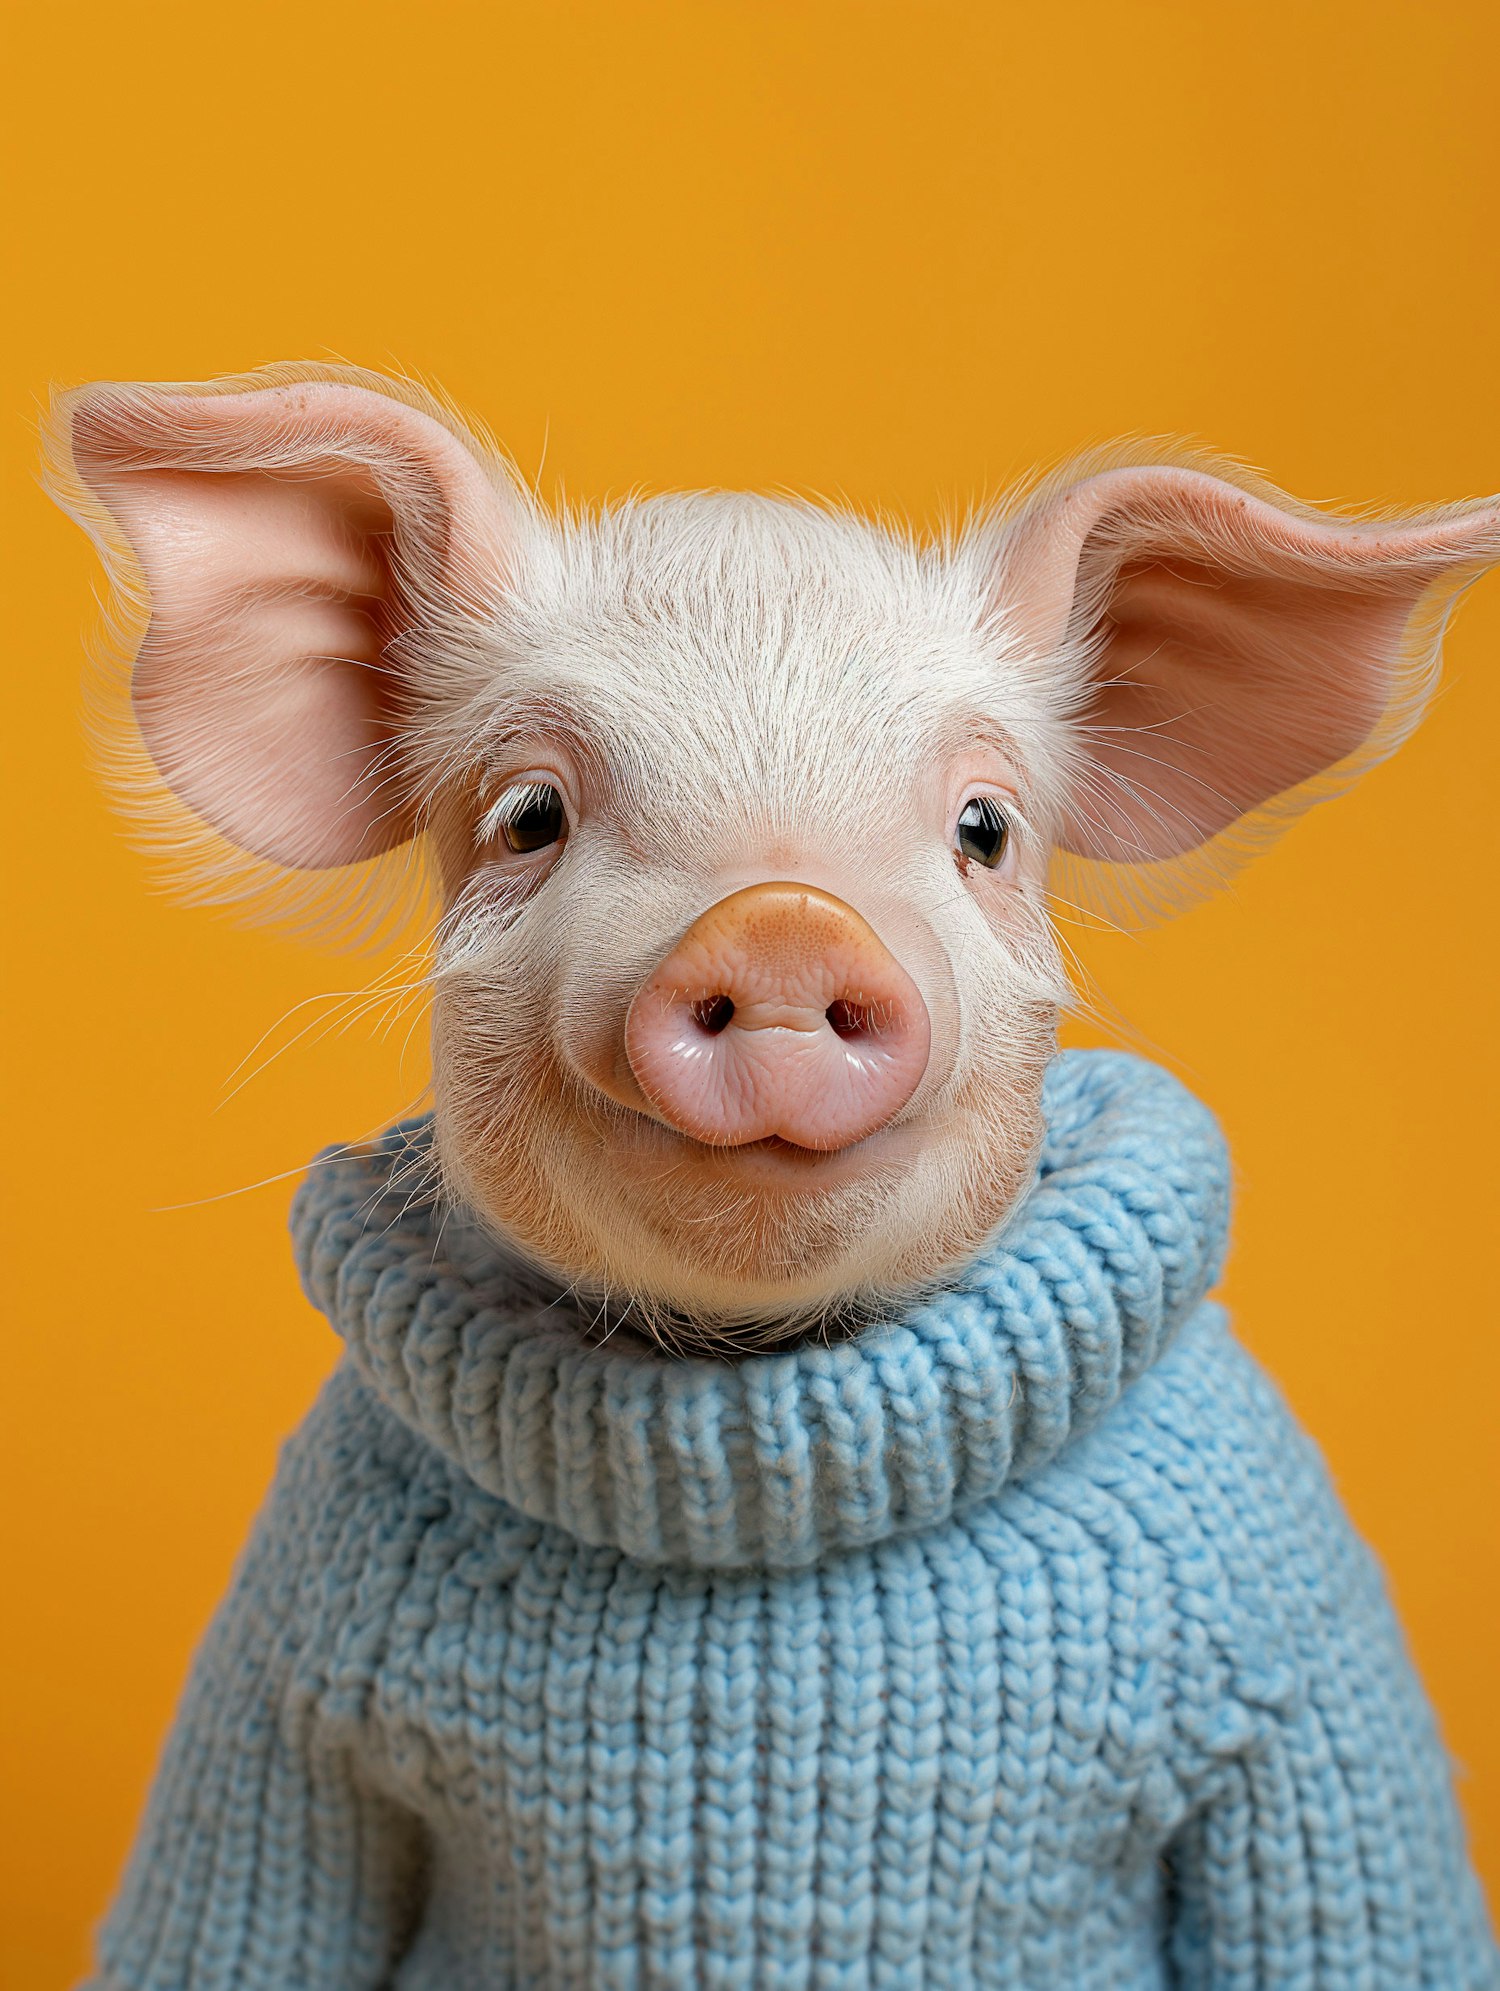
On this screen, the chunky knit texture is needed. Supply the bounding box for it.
[86,1052,1496,1989]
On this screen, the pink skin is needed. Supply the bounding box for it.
[622,883,932,1151]
[50,368,1500,1330]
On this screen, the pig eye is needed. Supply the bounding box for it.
[955,795,1011,868]
[479,781,568,856]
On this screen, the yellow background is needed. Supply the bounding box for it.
[4,2,1498,1980]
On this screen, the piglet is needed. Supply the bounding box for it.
[47,366,1500,1989]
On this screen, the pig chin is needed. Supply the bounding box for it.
[444,1105,914,1332]
[437,1038,1052,1345]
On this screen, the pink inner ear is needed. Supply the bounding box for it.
[1075,549,1414,858]
[69,379,514,870]
[998,467,1500,862]
[108,461,404,867]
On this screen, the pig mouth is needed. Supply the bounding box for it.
[726,1134,837,1159]
[606,1103,921,1192]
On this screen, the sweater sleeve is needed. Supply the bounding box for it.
[80,1383,429,1990]
[1156,1339,1498,1990]
[1163,1697,1498,1989]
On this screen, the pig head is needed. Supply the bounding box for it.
[47,366,1500,1343]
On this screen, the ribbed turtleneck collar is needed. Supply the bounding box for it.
[290,1051,1229,1570]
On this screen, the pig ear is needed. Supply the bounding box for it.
[45,365,526,897]
[993,455,1500,866]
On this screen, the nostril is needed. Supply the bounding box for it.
[690,993,736,1035]
[826,996,893,1040]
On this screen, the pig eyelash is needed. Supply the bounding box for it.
[475,780,565,844]
[975,795,1031,839]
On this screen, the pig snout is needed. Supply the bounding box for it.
[623,883,931,1150]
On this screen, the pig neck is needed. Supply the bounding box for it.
[290,1049,1230,1571]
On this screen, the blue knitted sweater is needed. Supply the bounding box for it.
[87,1053,1495,1990]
